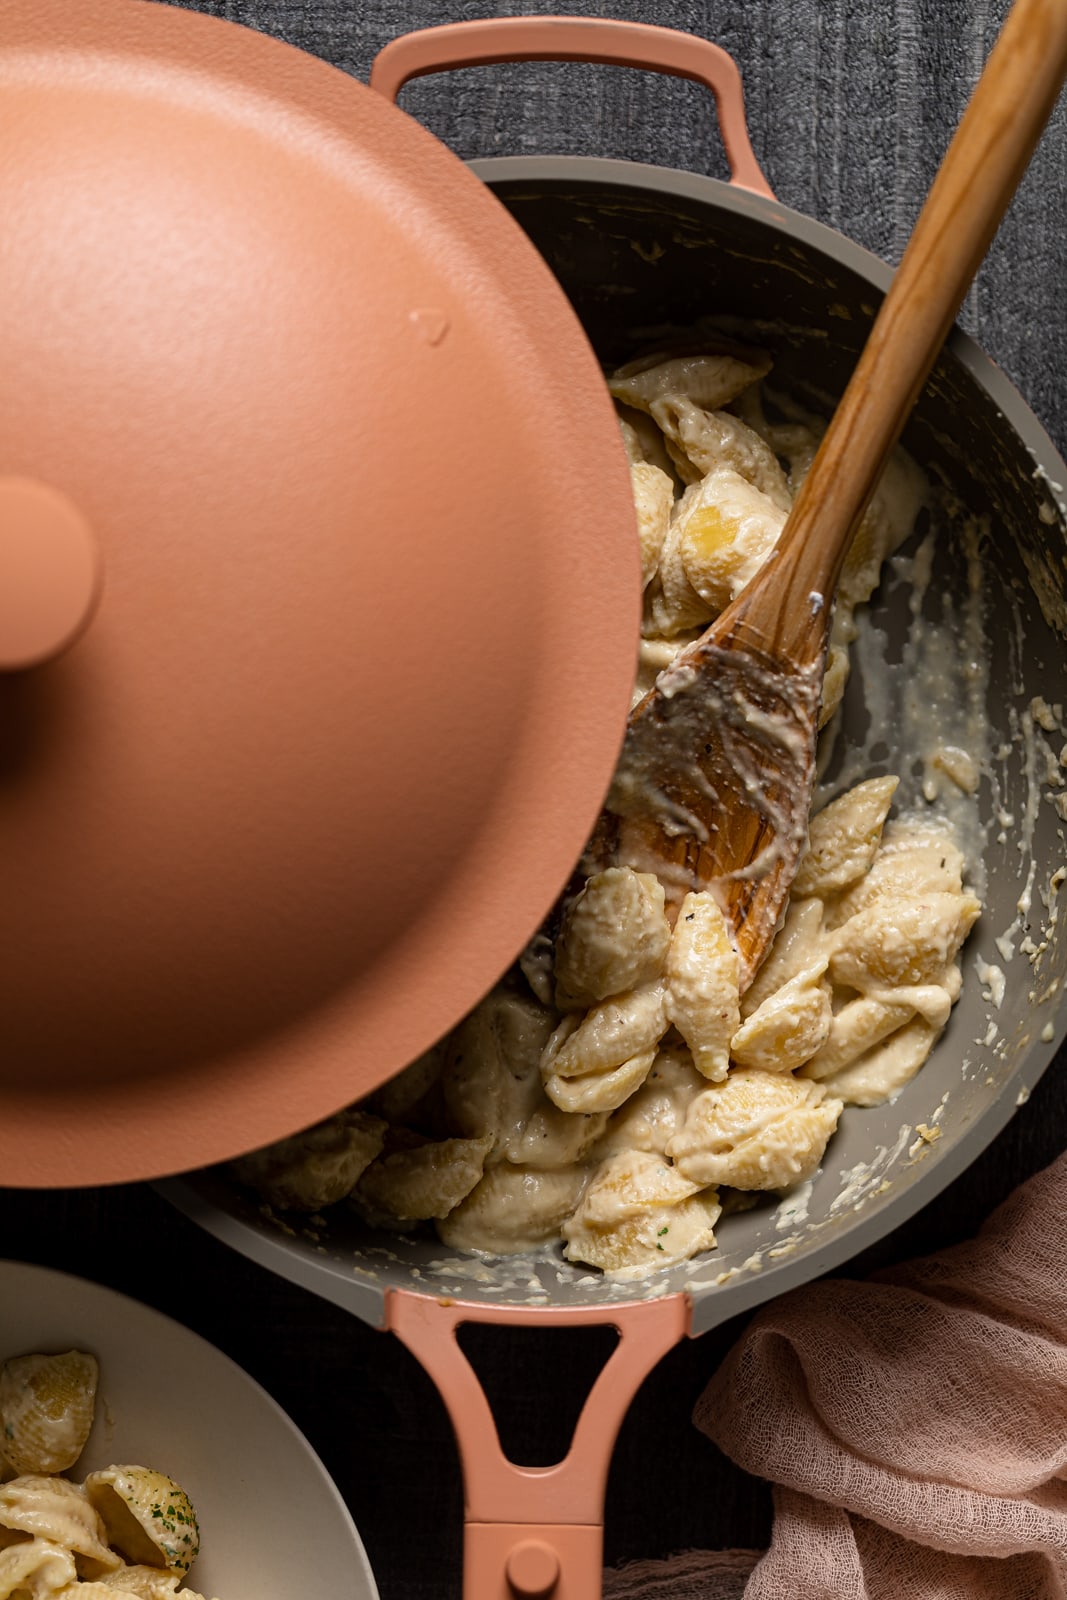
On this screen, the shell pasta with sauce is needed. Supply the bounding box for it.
[231,345,981,1282]
[0,1351,219,1600]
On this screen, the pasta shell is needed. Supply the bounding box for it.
[649,398,792,507]
[829,891,981,989]
[729,970,833,1073]
[592,1046,706,1160]
[554,868,670,1009]
[0,1535,77,1598]
[441,986,557,1157]
[92,1567,183,1597]
[84,1468,199,1576]
[542,984,668,1083]
[792,775,899,898]
[543,1047,658,1115]
[562,1149,721,1280]
[352,1133,493,1226]
[665,894,740,1082]
[230,1106,387,1212]
[0,1474,119,1577]
[630,461,674,589]
[55,1586,137,1599]
[436,1164,591,1256]
[674,467,787,614]
[608,351,771,415]
[667,1068,843,1191]
[0,1350,98,1474]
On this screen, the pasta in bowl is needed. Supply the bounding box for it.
[0,1262,377,1600]
[229,345,983,1283]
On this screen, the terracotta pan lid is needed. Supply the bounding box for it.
[0,0,639,1186]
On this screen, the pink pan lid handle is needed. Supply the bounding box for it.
[386,1290,691,1600]
[370,16,775,200]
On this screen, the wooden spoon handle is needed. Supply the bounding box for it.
[745,0,1067,654]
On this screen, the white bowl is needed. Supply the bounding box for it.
[0,1259,379,1600]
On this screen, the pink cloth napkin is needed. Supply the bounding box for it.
[609,1151,1067,1600]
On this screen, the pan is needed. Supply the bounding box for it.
[151,15,1065,1599]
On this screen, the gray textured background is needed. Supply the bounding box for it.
[167,0,1067,458]
[6,6,1067,1598]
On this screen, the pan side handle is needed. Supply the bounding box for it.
[369,17,775,200]
[385,1288,691,1600]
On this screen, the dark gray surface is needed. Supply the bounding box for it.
[3,5,1067,1598]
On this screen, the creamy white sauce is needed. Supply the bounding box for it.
[815,518,989,904]
[829,1123,913,1214]
[975,956,1006,1009]
[773,1178,814,1230]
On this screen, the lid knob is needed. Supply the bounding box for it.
[506,1540,560,1597]
[0,478,102,669]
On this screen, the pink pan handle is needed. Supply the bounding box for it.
[385,1289,691,1600]
[369,17,775,200]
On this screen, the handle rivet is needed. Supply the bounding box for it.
[506,1539,560,1597]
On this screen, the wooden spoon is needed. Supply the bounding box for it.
[589,0,1067,990]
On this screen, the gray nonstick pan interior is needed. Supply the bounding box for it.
[165,159,1067,1337]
